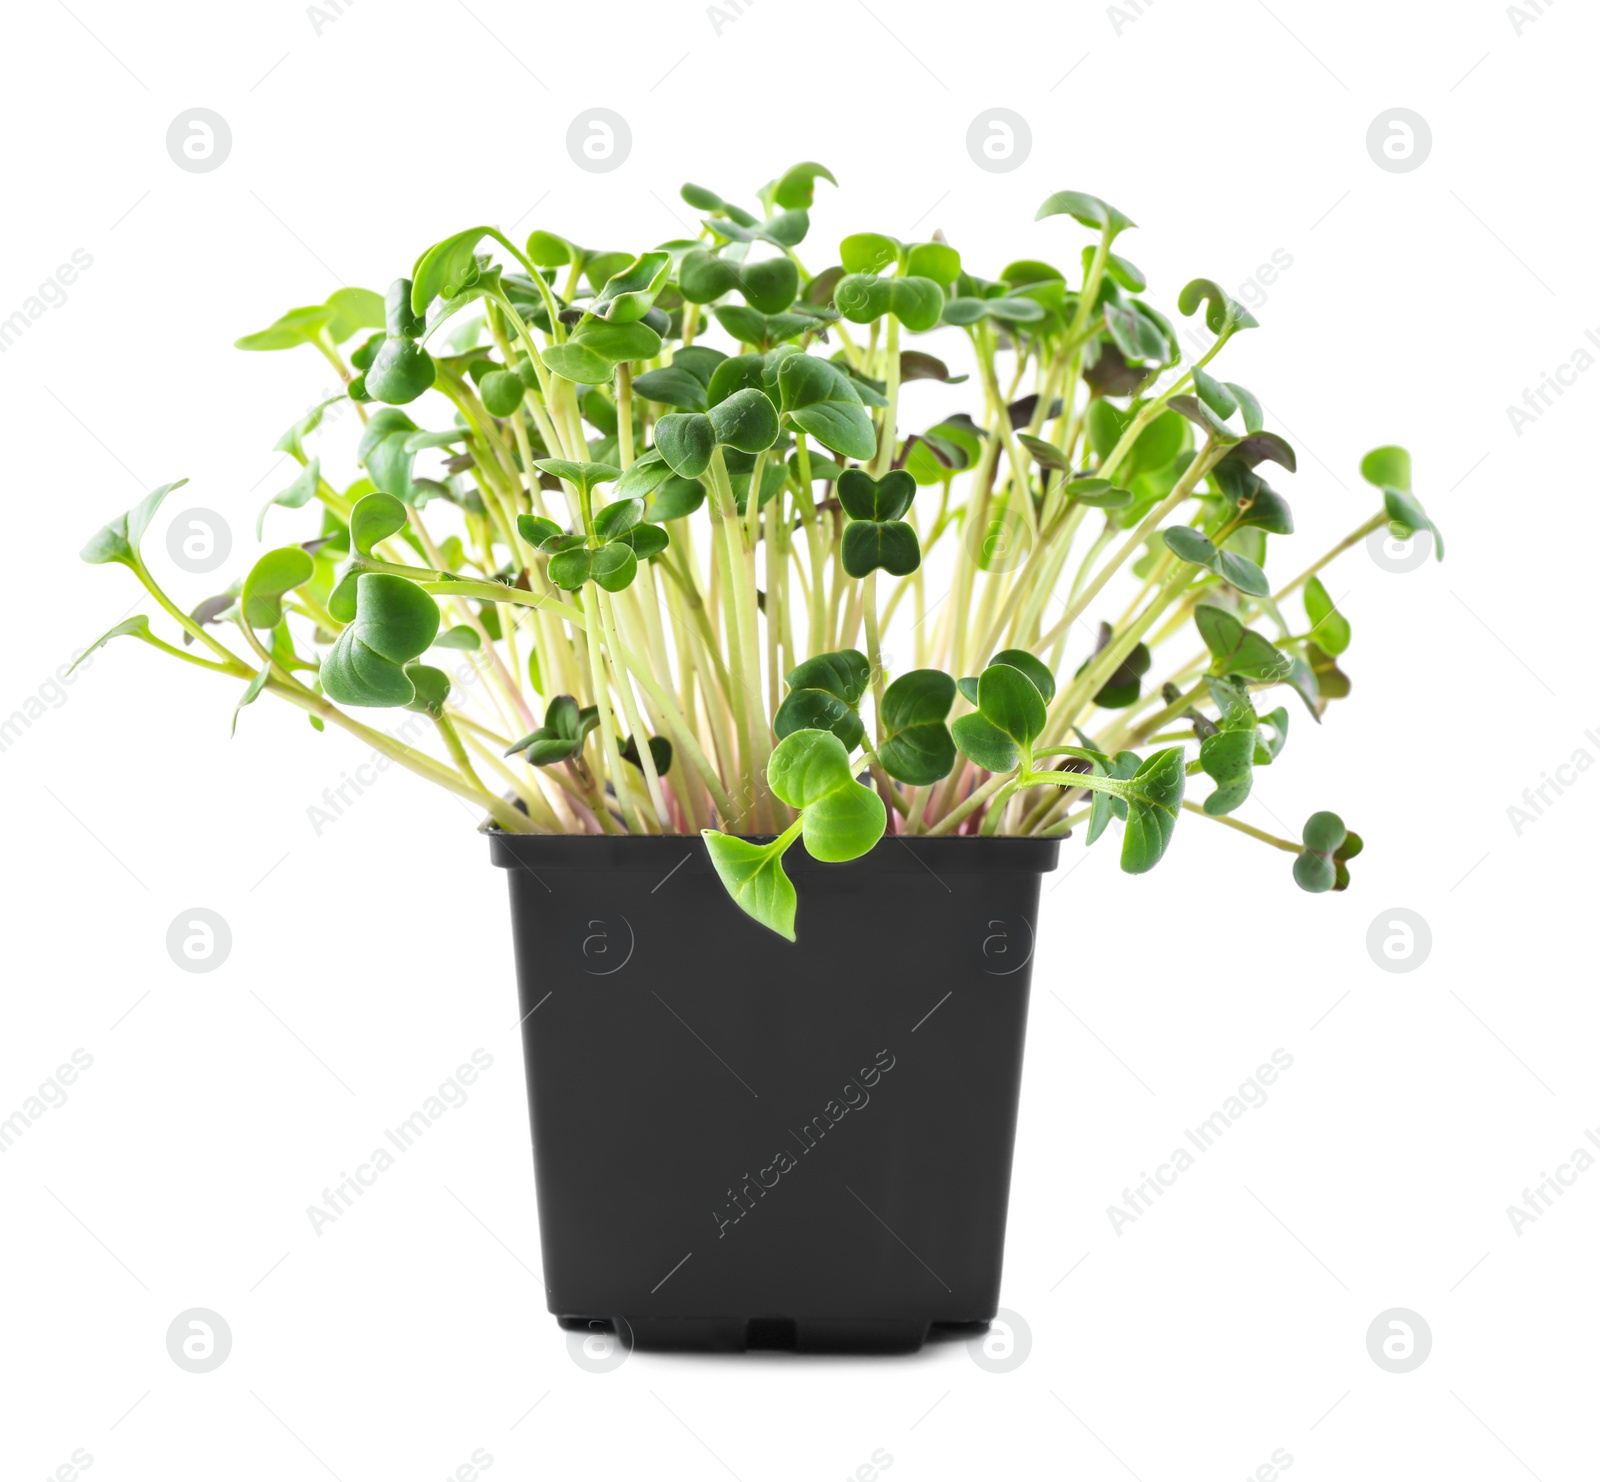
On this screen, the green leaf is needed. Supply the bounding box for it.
[1086,750,1141,845]
[349,491,408,555]
[836,468,916,521]
[989,649,1056,704]
[889,277,945,332]
[1194,604,1292,682]
[906,242,961,286]
[234,303,331,352]
[645,475,706,522]
[543,316,663,381]
[231,661,272,737]
[80,479,188,568]
[1168,394,1241,445]
[839,232,900,275]
[952,662,1048,773]
[841,521,920,578]
[534,459,621,496]
[654,414,716,478]
[1104,302,1168,362]
[974,668,1046,749]
[1035,191,1136,239]
[68,614,157,674]
[678,248,740,304]
[1065,478,1133,509]
[767,729,887,863]
[786,650,871,705]
[1199,728,1256,816]
[323,287,386,343]
[1360,445,1411,492]
[777,355,876,461]
[1192,364,1238,420]
[702,832,798,941]
[1163,526,1270,597]
[242,546,315,629]
[1382,485,1444,559]
[1177,278,1259,335]
[1163,526,1215,565]
[707,387,780,453]
[1018,432,1070,471]
[411,227,496,315]
[256,458,320,539]
[774,687,864,751]
[403,662,451,715]
[877,669,957,784]
[321,573,441,707]
[1304,576,1351,656]
[590,541,638,592]
[366,280,436,404]
[738,257,800,315]
[274,396,345,461]
[951,714,1018,774]
[633,367,709,411]
[1294,810,1353,893]
[773,161,837,210]
[615,523,669,560]
[593,497,645,540]
[705,210,810,249]
[591,251,671,323]
[1119,748,1186,873]
[357,408,421,502]
[1227,382,1263,433]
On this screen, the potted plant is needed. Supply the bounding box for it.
[77,164,1437,1351]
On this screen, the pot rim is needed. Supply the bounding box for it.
[488,828,1061,874]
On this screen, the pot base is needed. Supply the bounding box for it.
[559,1313,991,1354]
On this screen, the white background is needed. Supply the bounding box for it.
[2,0,1596,1478]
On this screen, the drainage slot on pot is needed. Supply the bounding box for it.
[745,1317,798,1351]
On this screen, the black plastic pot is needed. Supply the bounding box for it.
[489,832,1058,1352]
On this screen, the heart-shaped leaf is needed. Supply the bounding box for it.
[842,521,920,578]
[951,662,1047,773]
[877,669,957,784]
[1293,810,1357,892]
[836,468,916,522]
[321,573,441,707]
[767,729,887,863]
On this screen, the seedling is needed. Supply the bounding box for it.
[80,167,1438,938]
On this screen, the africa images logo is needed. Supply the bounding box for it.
[713,1049,896,1236]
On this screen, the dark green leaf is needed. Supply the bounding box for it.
[877,669,957,784]
[841,520,920,578]
[1119,748,1185,873]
